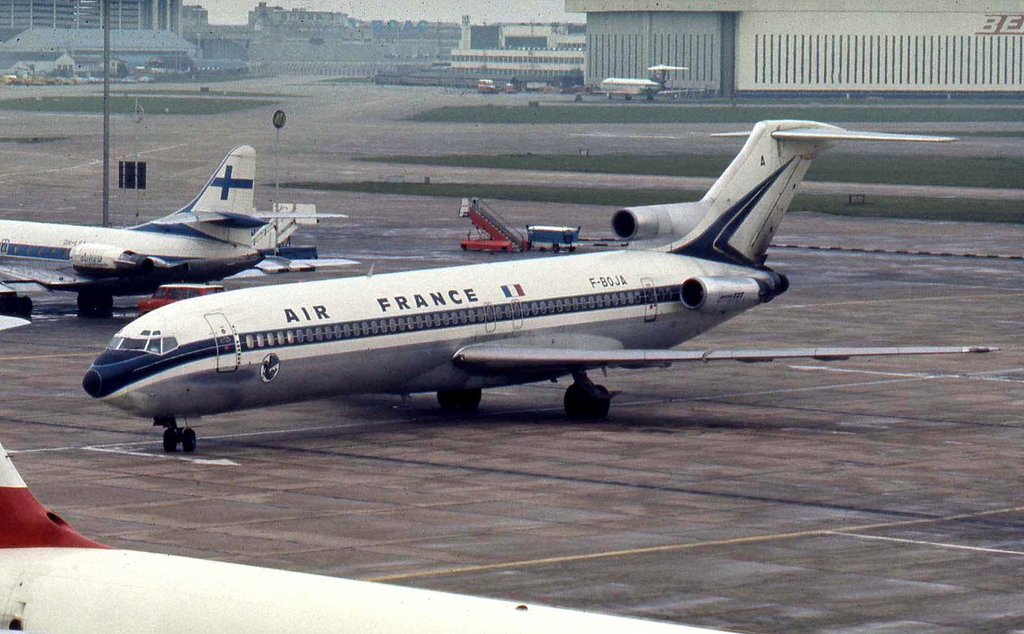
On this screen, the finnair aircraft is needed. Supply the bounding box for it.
[600,65,689,100]
[84,120,994,452]
[0,439,724,633]
[0,146,341,317]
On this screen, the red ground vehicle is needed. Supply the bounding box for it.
[138,284,225,315]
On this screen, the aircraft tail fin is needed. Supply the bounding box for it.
[611,121,953,267]
[0,440,107,549]
[176,145,256,216]
[675,121,953,266]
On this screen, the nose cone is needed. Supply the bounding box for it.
[82,368,103,398]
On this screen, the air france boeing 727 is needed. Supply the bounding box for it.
[0,146,339,317]
[83,120,995,452]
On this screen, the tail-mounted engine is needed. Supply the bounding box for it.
[69,243,156,276]
[680,273,789,313]
[611,202,706,241]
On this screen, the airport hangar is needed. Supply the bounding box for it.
[566,0,1024,96]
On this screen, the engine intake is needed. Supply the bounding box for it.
[70,243,155,276]
[611,201,706,241]
[680,274,788,313]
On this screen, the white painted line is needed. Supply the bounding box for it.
[567,132,696,140]
[788,364,1024,384]
[788,365,935,379]
[7,423,384,455]
[85,446,238,466]
[832,531,1024,557]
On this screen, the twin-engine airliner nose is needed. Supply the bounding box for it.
[83,328,181,407]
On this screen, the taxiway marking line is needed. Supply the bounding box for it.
[831,531,1024,557]
[364,504,1024,583]
[0,352,97,361]
[780,291,1024,310]
[84,445,238,466]
[789,365,1024,383]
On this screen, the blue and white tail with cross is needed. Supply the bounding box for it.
[179,145,257,217]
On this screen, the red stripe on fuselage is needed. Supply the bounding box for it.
[0,487,107,549]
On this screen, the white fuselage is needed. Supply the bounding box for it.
[0,547,710,633]
[599,78,662,96]
[87,250,762,418]
[0,218,260,293]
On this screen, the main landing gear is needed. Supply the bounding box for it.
[77,291,114,318]
[156,416,196,453]
[437,388,482,412]
[0,293,31,317]
[563,371,611,420]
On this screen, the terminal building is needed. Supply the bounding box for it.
[566,0,1024,95]
[450,18,585,85]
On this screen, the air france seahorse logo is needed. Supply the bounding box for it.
[260,353,280,383]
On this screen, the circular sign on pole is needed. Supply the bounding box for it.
[272,109,286,130]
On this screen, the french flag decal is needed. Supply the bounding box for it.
[501,283,525,298]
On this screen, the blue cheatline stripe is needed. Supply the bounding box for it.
[89,282,686,398]
[0,243,71,261]
[0,241,199,266]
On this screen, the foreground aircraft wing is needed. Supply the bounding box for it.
[453,344,997,373]
[0,315,29,330]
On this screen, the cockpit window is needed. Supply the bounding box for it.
[107,330,178,355]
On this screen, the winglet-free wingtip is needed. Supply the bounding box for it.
[0,441,107,549]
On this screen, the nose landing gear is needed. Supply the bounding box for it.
[156,416,196,453]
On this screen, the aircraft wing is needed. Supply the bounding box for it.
[0,260,92,290]
[453,344,997,373]
[0,315,29,331]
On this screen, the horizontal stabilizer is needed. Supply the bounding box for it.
[234,257,359,276]
[453,344,997,373]
[254,212,348,220]
[712,128,955,143]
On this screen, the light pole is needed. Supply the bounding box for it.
[102,0,110,227]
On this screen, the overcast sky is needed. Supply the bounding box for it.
[201,0,579,25]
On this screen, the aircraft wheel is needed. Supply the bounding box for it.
[437,388,482,412]
[77,292,113,318]
[181,428,197,453]
[564,382,611,420]
[162,427,178,453]
[624,95,632,101]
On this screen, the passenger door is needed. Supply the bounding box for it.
[205,313,239,373]
[641,276,657,323]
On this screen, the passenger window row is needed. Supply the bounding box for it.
[240,286,678,352]
[4,244,69,259]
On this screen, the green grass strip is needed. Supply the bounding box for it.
[0,96,275,115]
[358,154,1024,189]
[283,180,1024,224]
[410,104,1024,124]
